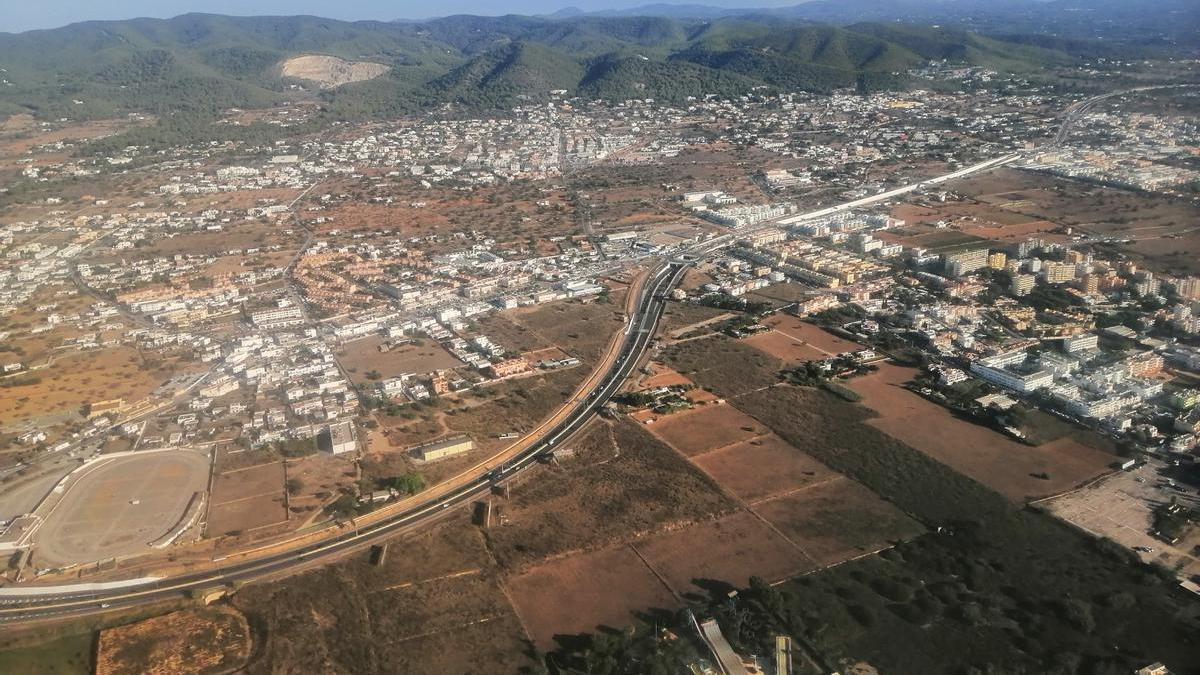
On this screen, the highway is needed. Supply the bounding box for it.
[0,258,688,625]
[5,83,1192,625]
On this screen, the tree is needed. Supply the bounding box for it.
[384,472,425,495]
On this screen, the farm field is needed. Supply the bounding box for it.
[753,477,924,567]
[505,544,677,651]
[631,510,814,593]
[634,362,694,390]
[206,461,288,537]
[691,433,839,504]
[742,329,832,364]
[760,315,863,356]
[642,402,769,457]
[848,363,1115,501]
[485,419,734,571]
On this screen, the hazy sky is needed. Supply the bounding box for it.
[1,0,804,33]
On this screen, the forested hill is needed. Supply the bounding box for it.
[0,12,1118,121]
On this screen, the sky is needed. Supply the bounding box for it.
[0,0,805,33]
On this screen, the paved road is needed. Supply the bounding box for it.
[6,84,1193,624]
[0,258,687,624]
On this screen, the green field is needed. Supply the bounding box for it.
[0,633,94,675]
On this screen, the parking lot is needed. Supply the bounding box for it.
[1045,459,1200,580]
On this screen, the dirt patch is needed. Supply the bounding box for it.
[508,297,627,364]
[692,433,839,504]
[485,419,734,571]
[206,493,288,536]
[761,316,863,356]
[743,330,831,364]
[337,336,462,385]
[506,545,676,651]
[474,313,554,354]
[232,520,534,674]
[279,54,389,89]
[0,347,171,425]
[643,402,769,457]
[210,462,283,504]
[635,363,694,390]
[848,363,1115,501]
[96,606,250,675]
[754,477,925,567]
[661,301,730,337]
[633,510,813,593]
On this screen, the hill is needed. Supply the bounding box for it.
[0,12,1124,123]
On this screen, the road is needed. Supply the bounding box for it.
[5,84,1191,623]
[0,258,687,624]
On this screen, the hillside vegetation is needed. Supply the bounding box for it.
[0,12,1104,122]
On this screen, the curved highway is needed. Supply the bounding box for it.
[0,260,688,625]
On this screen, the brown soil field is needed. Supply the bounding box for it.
[315,182,574,244]
[661,335,784,398]
[206,493,288,536]
[338,336,463,384]
[632,510,814,593]
[473,313,554,354]
[761,316,862,356]
[0,117,144,159]
[485,420,734,571]
[949,168,1200,274]
[96,607,250,675]
[643,402,769,457]
[753,477,925,567]
[635,363,694,390]
[374,614,533,675]
[969,219,1063,242]
[508,296,627,364]
[137,222,289,258]
[678,269,716,292]
[848,363,1115,501]
[0,347,169,425]
[691,433,839,504]
[210,461,284,504]
[742,330,831,364]
[890,200,1033,229]
[283,454,357,524]
[505,544,677,651]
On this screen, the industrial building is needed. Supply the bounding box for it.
[411,436,474,462]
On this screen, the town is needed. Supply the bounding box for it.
[0,17,1198,673]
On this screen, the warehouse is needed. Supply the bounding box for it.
[411,436,474,462]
